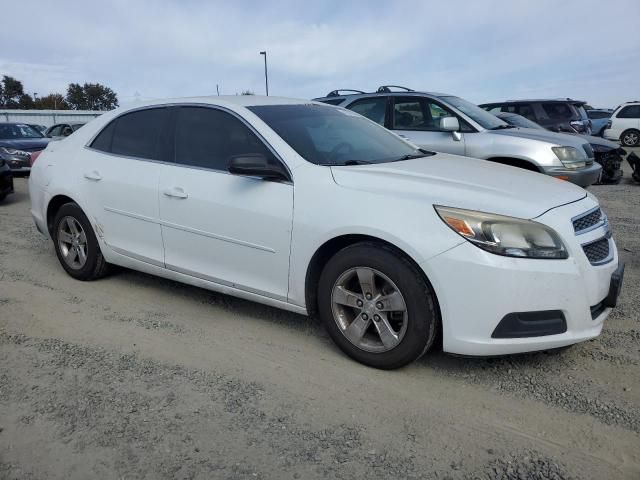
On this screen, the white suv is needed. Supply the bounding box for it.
[603,101,640,146]
[29,96,623,369]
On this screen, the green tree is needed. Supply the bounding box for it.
[18,93,35,109]
[34,93,69,110]
[66,82,118,110]
[1,75,26,107]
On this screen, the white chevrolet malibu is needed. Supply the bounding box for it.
[29,96,624,369]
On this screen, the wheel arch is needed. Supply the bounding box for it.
[46,194,79,236]
[304,234,442,342]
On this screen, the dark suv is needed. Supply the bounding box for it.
[480,99,592,135]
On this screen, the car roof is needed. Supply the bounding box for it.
[313,89,452,102]
[481,98,587,105]
[120,95,316,110]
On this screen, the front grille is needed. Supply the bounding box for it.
[573,208,603,233]
[582,237,610,264]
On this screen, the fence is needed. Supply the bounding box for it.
[0,109,104,127]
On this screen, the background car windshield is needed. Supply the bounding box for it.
[248,104,421,165]
[440,96,507,129]
[0,123,44,139]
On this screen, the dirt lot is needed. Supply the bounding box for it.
[1,162,639,479]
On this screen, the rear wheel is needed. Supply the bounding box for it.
[53,203,109,280]
[621,129,640,147]
[318,242,438,369]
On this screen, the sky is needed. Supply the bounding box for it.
[2,0,639,108]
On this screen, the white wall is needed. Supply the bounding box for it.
[0,109,103,127]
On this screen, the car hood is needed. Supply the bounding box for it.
[331,154,586,219]
[0,138,50,152]
[491,127,588,149]
[574,134,619,150]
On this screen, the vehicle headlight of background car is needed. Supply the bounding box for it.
[435,206,568,259]
[0,147,32,161]
[551,146,587,169]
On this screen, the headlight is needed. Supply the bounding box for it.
[435,206,568,259]
[0,147,30,159]
[552,146,586,169]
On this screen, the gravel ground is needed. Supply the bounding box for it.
[1,156,639,479]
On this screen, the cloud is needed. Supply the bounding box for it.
[1,0,638,106]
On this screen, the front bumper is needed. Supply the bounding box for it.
[542,162,602,187]
[422,197,619,356]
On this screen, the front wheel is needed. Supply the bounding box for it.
[318,243,438,369]
[621,129,640,147]
[53,202,109,280]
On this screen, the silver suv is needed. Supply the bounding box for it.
[314,86,602,187]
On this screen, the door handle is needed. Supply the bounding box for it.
[83,171,102,181]
[163,187,188,199]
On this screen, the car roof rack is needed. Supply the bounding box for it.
[377,85,414,93]
[326,89,366,97]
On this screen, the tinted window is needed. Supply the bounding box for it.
[587,111,610,119]
[617,105,640,118]
[90,121,115,152]
[48,125,63,137]
[248,104,426,166]
[346,97,387,125]
[516,104,537,121]
[541,103,578,121]
[393,98,458,131]
[174,107,273,171]
[108,108,169,160]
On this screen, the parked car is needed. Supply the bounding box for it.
[29,124,48,135]
[495,112,624,184]
[586,109,613,136]
[603,101,640,147]
[0,158,14,202]
[29,96,623,369]
[314,87,601,187]
[45,122,86,140]
[0,122,50,176]
[480,98,592,135]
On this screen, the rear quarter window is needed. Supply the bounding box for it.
[617,105,640,119]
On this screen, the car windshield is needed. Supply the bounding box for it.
[497,113,544,130]
[440,96,508,130]
[248,104,428,166]
[0,123,44,139]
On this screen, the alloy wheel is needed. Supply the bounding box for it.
[57,216,88,269]
[622,131,639,146]
[330,267,408,353]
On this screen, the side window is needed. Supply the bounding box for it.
[541,103,572,120]
[90,121,116,153]
[515,104,536,121]
[617,105,640,119]
[110,108,169,160]
[485,106,502,114]
[48,125,63,137]
[393,99,426,129]
[346,97,388,125]
[174,107,275,171]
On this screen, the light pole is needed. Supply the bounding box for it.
[259,51,269,96]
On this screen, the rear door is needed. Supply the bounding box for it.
[389,96,465,155]
[158,105,294,301]
[82,107,170,266]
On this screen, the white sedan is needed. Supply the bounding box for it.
[28,96,624,369]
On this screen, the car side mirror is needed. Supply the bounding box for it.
[440,116,460,132]
[228,154,289,181]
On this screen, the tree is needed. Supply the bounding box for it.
[34,93,69,110]
[240,90,255,95]
[1,75,26,107]
[18,94,34,109]
[66,82,118,110]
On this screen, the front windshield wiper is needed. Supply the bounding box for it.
[490,124,516,130]
[390,150,435,162]
[340,160,373,166]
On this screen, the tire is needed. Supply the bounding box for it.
[52,202,109,280]
[0,193,5,203]
[317,242,438,369]
[620,129,640,147]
